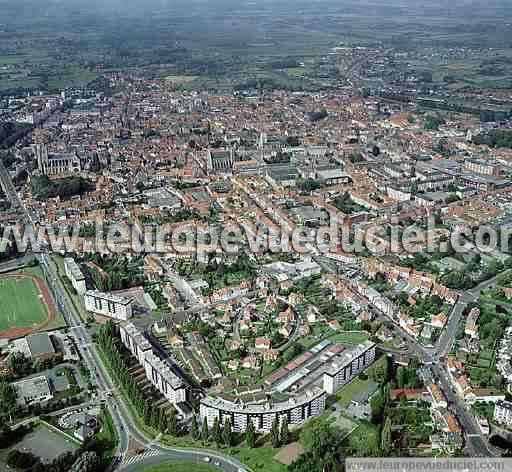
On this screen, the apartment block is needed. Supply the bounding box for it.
[200,387,326,433]
[64,257,86,295]
[84,290,133,321]
[323,341,376,394]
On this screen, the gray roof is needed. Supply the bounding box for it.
[27,333,55,357]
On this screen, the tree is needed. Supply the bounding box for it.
[201,417,209,443]
[293,422,345,472]
[191,415,199,440]
[223,418,233,447]
[212,417,222,446]
[370,391,385,424]
[168,409,178,436]
[0,382,17,421]
[69,452,101,472]
[380,417,392,455]
[246,419,256,448]
[150,407,160,429]
[280,418,289,446]
[7,450,39,469]
[397,366,407,389]
[271,417,281,448]
[298,178,321,192]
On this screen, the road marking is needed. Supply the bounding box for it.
[467,434,481,437]
[122,450,160,467]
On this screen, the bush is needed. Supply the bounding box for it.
[7,449,39,469]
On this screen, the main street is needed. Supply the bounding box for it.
[0,159,247,472]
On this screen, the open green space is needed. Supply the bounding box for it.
[0,275,47,331]
[95,408,119,462]
[336,377,374,408]
[160,433,286,472]
[342,421,380,457]
[299,329,369,350]
[141,461,220,472]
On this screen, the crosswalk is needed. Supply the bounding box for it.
[122,449,160,467]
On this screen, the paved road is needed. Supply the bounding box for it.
[434,270,512,360]
[314,255,502,457]
[0,159,249,471]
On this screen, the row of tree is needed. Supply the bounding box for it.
[189,413,289,450]
[97,323,170,433]
[190,415,234,447]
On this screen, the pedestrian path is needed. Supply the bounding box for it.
[122,449,160,467]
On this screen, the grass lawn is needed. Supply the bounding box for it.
[0,275,48,330]
[160,435,286,472]
[328,331,369,345]
[231,444,287,472]
[336,377,374,408]
[299,329,369,350]
[141,461,220,472]
[95,408,119,461]
[20,265,67,330]
[343,421,380,456]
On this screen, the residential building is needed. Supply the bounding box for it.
[494,400,512,427]
[120,322,187,406]
[323,341,376,394]
[64,257,86,295]
[84,290,133,321]
[200,387,326,433]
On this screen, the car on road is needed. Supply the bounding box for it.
[203,457,211,463]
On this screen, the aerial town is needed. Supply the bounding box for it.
[1,1,512,471]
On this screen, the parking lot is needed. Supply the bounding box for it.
[14,424,79,463]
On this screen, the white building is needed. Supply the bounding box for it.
[84,290,133,321]
[323,341,376,394]
[143,351,187,405]
[200,387,326,433]
[120,322,153,365]
[64,258,86,295]
[120,323,187,406]
[13,375,53,406]
[494,400,512,427]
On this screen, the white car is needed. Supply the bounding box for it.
[203,457,211,463]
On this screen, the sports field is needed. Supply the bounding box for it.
[0,275,48,331]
